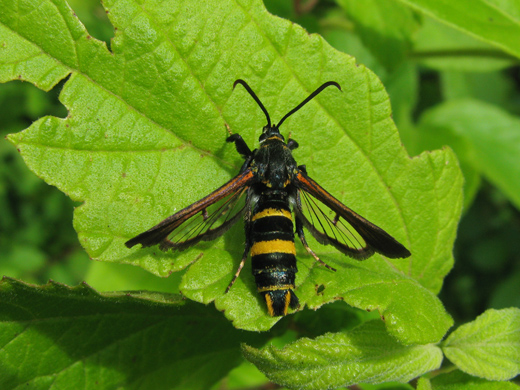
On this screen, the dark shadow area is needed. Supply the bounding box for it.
[0,80,89,286]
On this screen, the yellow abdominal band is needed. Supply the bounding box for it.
[250,240,296,256]
[252,208,292,221]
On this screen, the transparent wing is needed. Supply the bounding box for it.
[295,188,373,259]
[294,171,411,260]
[126,169,254,252]
[161,185,247,251]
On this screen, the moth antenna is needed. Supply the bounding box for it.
[225,123,233,136]
[233,79,271,128]
[277,82,341,129]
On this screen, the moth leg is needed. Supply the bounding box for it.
[294,199,336,272]
[225,188,253,293]
[225,242,250,293]
[227,133,253,158]
[287,139,299,150]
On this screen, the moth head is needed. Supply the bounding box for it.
[259,124,285,143]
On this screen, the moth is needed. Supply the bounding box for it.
[126,80,411,316]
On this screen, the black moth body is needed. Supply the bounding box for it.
[246,134,301,314]
[126,79,411,316]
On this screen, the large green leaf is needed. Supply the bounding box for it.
[243,320,443,389]
[3,0,460,334]
[396,0,520,59]
[0,277,263,390]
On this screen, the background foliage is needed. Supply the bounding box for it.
[1,0,519,389]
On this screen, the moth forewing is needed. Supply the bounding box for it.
[294,171,411,259]
[125,169,254,250]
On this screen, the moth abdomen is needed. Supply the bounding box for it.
[250,192,299,316]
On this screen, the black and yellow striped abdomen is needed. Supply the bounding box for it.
[250,192,299,316]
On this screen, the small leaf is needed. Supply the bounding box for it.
[430,370,520,390]
[442,308,520,381]
[396,0,520,59]
[243,320,443,389]
[0,277,264,390]
[0,1,72,89]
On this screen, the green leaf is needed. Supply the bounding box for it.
[441,71,513,107]
[413,16,515,72]
[417,99,520,210]
[442,308,520,381]
[416,377,432,390]
[430,370,520,390]
[3,0,460,334]
[396,0,520,60]
[336,0,421,71]
[243,320,443,389]
[0,0,75,89]
[0,277,264,390]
